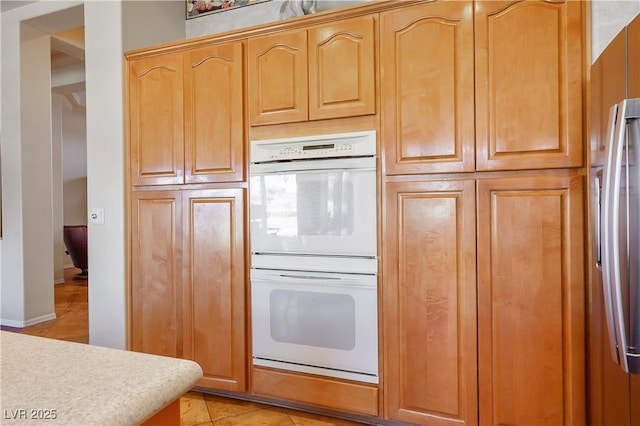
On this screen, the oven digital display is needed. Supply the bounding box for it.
[303,144,335,151]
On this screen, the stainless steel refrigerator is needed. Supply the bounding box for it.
[589,13,640,426]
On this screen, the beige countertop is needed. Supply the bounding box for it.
[0,331,203,426]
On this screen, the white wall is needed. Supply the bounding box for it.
[63,177,87,226]
[1,0,184,347]
[85,0,184,349]
[592,1,640,62]
[0,7,3,292]
[122,1,187,51]
[52,94,65,283]
[61,104,87,242]
[1,5,68,326]
[84,0,126,348]
[186,0,366,38]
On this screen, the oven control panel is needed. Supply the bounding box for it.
[271,143,354,160]
[250,130,376,163]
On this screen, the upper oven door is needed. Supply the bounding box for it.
[249,157,377,258]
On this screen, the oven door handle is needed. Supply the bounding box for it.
[252,275,377,289]
[279,274,341,280]
[250,157,376,174]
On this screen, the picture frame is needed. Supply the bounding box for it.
[186,0,272,19]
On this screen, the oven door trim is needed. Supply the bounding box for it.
[253,357,379,384]
[250,268,379,384]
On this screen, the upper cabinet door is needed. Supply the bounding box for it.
[248,30,308,125]
[129,53,185,186]
[475,1,583,171]
[184,42,245,184]
[381,1,475,175]
[308,15,376,121]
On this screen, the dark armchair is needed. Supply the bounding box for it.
[63,225,88,279]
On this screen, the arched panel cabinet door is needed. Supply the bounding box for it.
[247,14,376,126]
[381,1,475,175]
[129,53,185,186]
[308,14,376,121]
[475,0,584,171]
[247,30,308,125]
[185,42,245,184]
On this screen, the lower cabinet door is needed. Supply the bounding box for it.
[632,377,640,426]
[130,188,246,392]
[477,173,585,426]
[182,188,246,392]
[383,178,477,425]
[130,190,183,358]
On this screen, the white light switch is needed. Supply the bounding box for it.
[90,208,105,225]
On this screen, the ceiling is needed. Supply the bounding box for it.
[1,3,86,112]
[0,1,37,13]
[50,26,86,113]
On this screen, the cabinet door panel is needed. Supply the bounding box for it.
[477,174,585,425]
[475,1,583,171]
[597,30,626,164]
[129,54,184,185]
[628,14,640,98]
[131,191,182,357]
[384,179,477,425]
[632,376,640,426]
[381,2,474,174]
[309,15,376,120]
[248,30,308,125]
[183,189,245,392]
[185,42,244,183]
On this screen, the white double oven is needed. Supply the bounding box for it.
[249,131,378,384]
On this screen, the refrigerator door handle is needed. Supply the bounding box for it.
[624,99,640,374]
[601,103,621,366]
[595,171,603,270]
[609,98,628,372]
[606,98,640,374]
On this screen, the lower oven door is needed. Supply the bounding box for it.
[251,268,378,384]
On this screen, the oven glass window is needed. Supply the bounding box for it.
[269,289,356,350]
[251,171,356,238]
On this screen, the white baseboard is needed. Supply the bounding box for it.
[54,278,65,285]
[1,312,57,328]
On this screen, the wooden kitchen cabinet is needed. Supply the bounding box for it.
[129,53,185,186]
[130,190,183,357]
[130,189,246,392]
[307,15,376,121]
[383,178,477,425]
[247,14,375,126]
[474,0,583,171]
[128,41,244,186]
[476,173,585,426]
[182,188,246,392]
[381,1,475,175]
[247,29,308,125]
[184,42,245,184]
[382,0,583,175]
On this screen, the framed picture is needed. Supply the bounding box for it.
[186,0,272,19]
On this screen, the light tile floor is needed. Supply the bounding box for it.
[181,391,362,426]
[1,268,365,426]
